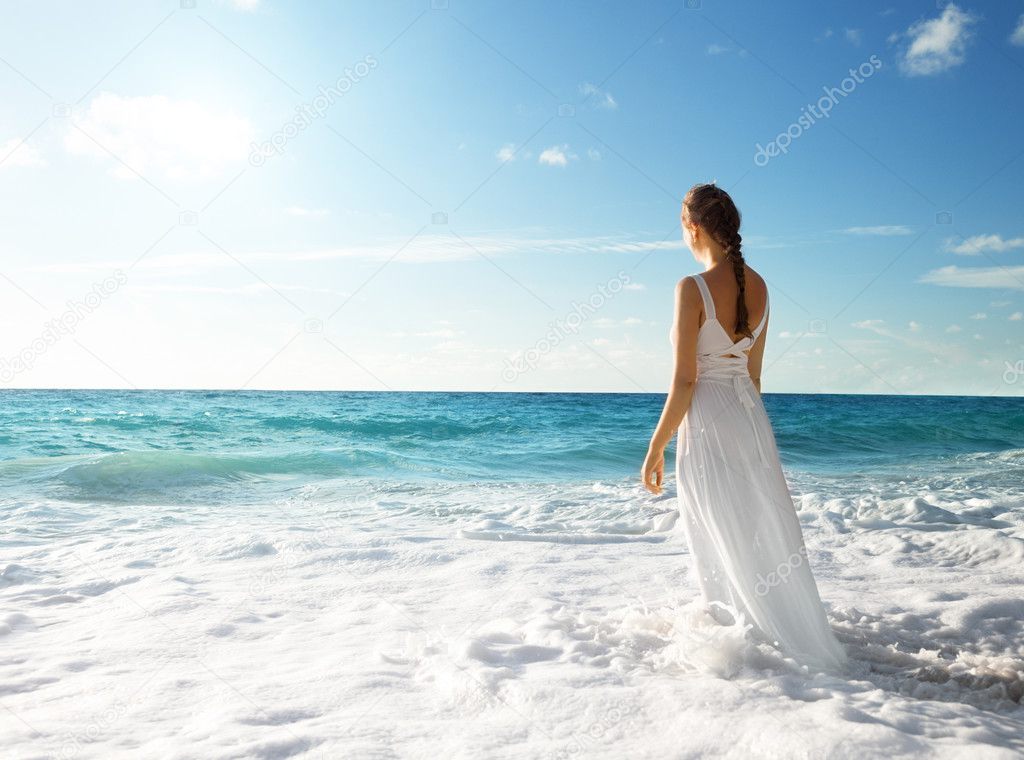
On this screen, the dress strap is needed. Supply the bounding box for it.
[752,290,770,339]
[691,274,716,320]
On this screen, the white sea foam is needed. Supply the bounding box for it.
[2,475,1023,757]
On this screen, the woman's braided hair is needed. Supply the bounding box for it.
[683,183,751,339]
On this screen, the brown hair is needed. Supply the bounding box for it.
[683,183,750,339]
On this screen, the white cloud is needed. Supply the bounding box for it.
[853,319,886,330]
[587,147,601,161]
[64,92,255,181]
[0,137,46,168]
[579,82,617,109]
[945,234,1024,255]
[970,312,987,320]
[908,321,921,331]
[495,143,517,162]
[136,282,341,296]
[21,232,688,275]
[845,28,863,45]
[1012,15,1024,45]
[842,225,912,236]
[1009,312,1023,321]
[539,145,573,167]
[946,324,962,333]
[919,265,1024,290]
[624,283,645,291]
[623,317,643,325]
[707,44,730,55]
[895,3,977,76]
[853,318,967,360]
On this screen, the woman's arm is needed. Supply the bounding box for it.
[746,308,768,394]
[641,276,701,494]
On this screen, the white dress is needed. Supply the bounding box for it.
[674,273,847,672]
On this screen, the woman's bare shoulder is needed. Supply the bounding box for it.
[744,265,768,300]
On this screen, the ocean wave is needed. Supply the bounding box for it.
[49,450,352,498]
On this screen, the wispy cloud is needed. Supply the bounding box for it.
[852,319,886,330]
[706,43,730,55]
[22,233,687,275]
[945,234,1024,255]
[842,225,912,236]
[0,137,45,169]
[845,28,863,45]
[579,82,617,110]
[893,3,977,76]
[1010,312,1023,321]
[919,265,1024,290]
[1012,15,1024,45]
[852,318,966,359]
[135,282,342,296]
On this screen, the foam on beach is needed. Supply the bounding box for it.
[2,390,1023,757]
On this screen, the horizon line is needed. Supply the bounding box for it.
[1,387,1022,400]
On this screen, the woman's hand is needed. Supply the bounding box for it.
[641,446,665,495]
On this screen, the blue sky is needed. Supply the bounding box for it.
[1,0,1022,394]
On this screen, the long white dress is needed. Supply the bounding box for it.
[674,273,847,672]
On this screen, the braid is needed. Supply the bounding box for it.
[683,183,752,339]
[726,233,751,338]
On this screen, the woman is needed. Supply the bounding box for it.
[641,183,847,672]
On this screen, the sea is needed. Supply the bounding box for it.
[2,390,1023,758]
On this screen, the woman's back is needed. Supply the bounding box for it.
[697,264,768,344]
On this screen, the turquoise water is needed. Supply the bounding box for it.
[1,390,1022,505]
